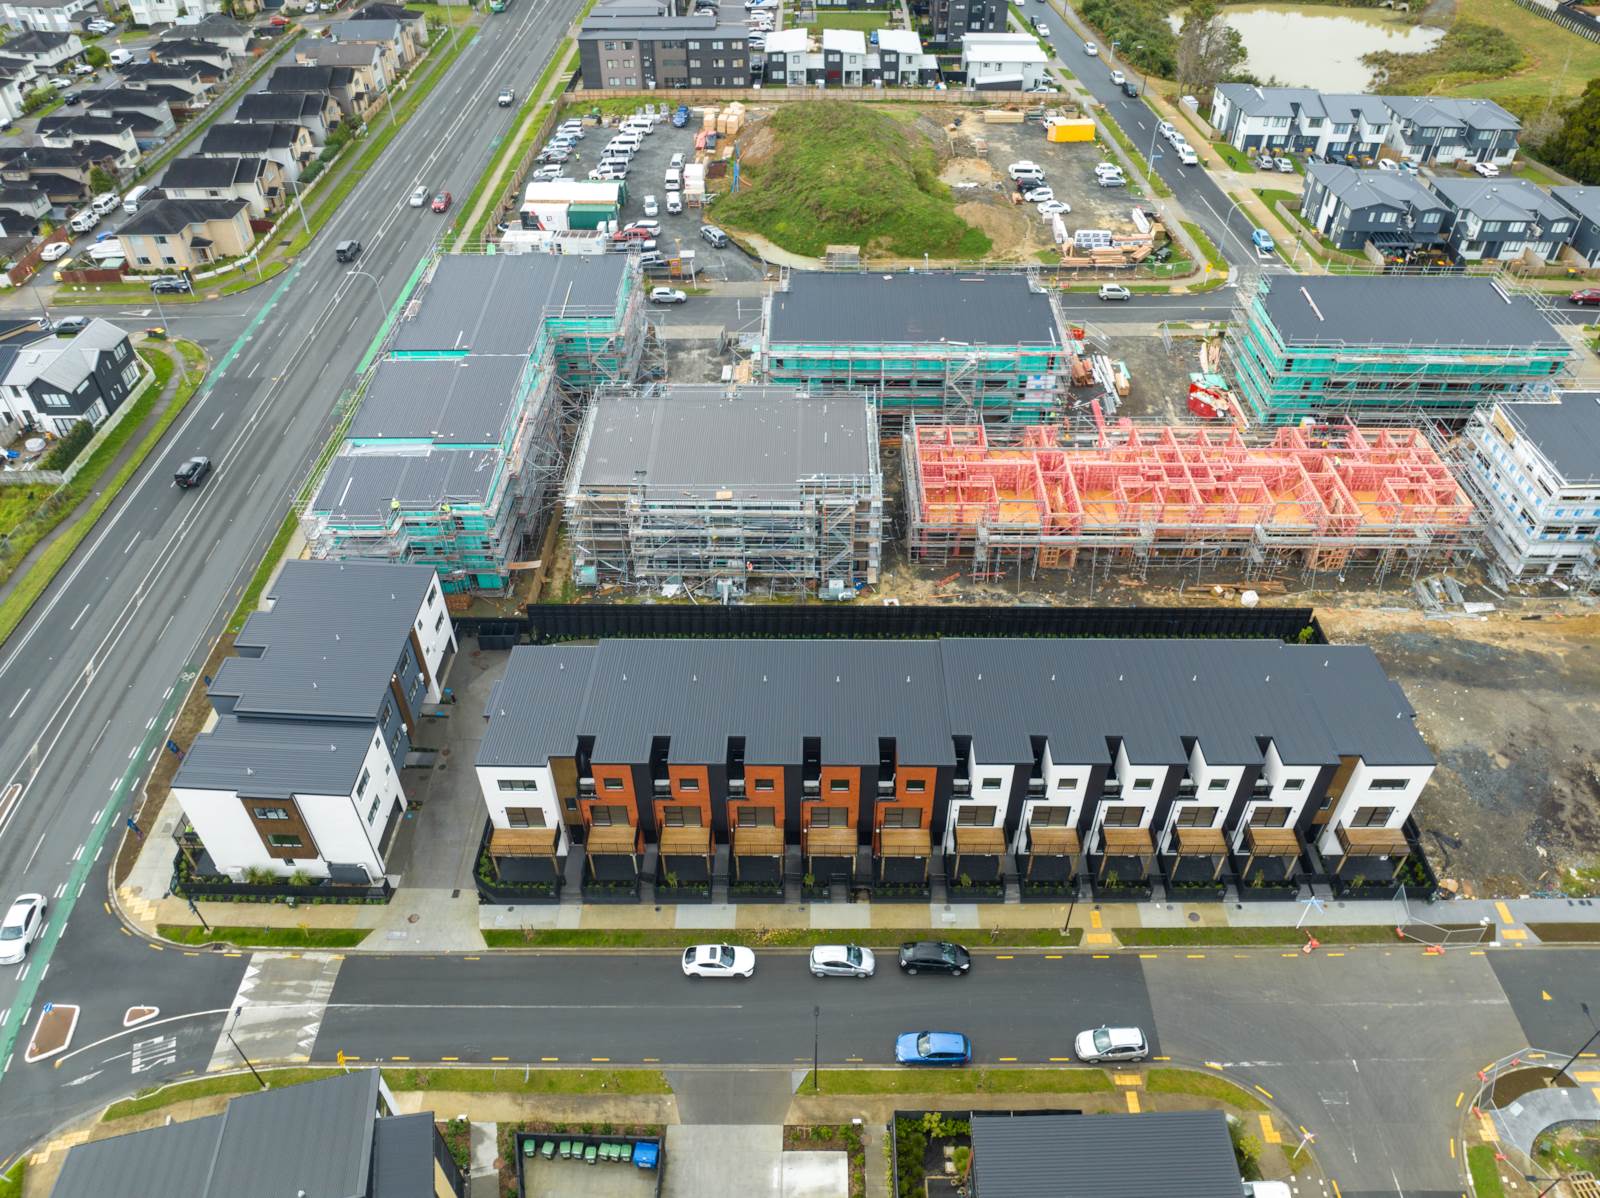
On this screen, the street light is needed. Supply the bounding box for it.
[283,177,313,241]
[1555,1000,1599,1082]
[812,1005,820,1092]
[346,268,388,314]
[225,1005,268,1089]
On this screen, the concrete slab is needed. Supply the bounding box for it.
[929,903,980,929]
[781,1151,848,1198]
[207,951,341,1069]
[809,905,872,930]
[668,1071,794,1124]
[674,904,738,930]
[525,1154,659,1198]
[664,1126,782,1198]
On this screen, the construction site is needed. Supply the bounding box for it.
[563,386,883,598]
[903,417,1478,583]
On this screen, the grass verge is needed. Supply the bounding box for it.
[1116,926,1407,947]
[0,1159,22,1198]
[800,1067,1113,1095]
[1145,1068,1266,1111]
[382,1067,671,1095]
[157,924,371,949]
[1467,1143,1505,1198]
[0,342,204,648]
[1098,109,1172,198]
[481,927,1082,949]
[104,1068,342,1120]
[225,509,298,635]
[1526,923,1600,943]
[1178,219,1226,275]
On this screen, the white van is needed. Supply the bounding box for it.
[91,191,120,215]
[664,167,682,190]
[665,190,683,215]
[122,184,151,214]
[68,208,99,233]
[109,47,134,67]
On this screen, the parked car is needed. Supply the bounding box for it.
[47,75,72,90]
[627,219,661,235]
[809,944,875,978]
[174,455,212,489]
[681,943,755,978]
[70,62,95,76]
[1273,156,1295,173]
[672,104,690,127]
[649,287,686,304]
[665,191,683,215]
[38,242,70,262]
[1472,160,1500,178]
[700,224,729,248]
[1097,284,1132,301]
[898,940,971,975]
[1177,145,1199,166]
[150,275,191,294]
[1251,227,1276,254]
[1083,40,1097,55]
[896,1031,972,1066]
[590,166,627,181]
[613,226,654,242]
[1569,288,1600,306]
[530,165,562,182]
[1073,1025,1148,1063]
[669,152,686,170]
[1376,158,1399,173]
[431,191,452,212]
[1156,120,1175,141]
[1254,153,1276,171]
[1037,199,1070,216]
[1109,69,1125,85]
[0,895,46,965]
[498,86,515,106]
[53,316,88,334]
[1008,160,1044,180]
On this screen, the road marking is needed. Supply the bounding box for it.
[1326,951,1344,957]
[1152,1055,1171,1061]
[1090,911,1103,929]
[995,954,1014,960]
[1449,1137,1456,1159]
[491,1056,509,1061]
[1093,954,1110,959]
[1455,1091,1464,1108]
[147,942,163,951]
[1186,953,1205,959]
[642,1058,659,1063]
[53,882,67,899]
[1543,990,1553,1001]
[1205,1061,1223,1070]
[123,531,139,554]
[24,832,45,871]
[1494,901,1514,924]
[1044,954,1062,960]
[1254,1084,1273,1099]
[1281,952,1298,958]
[1502,929,1528,941]
[1331,1179,1341,1198]
[541,1057,559,1062]
[7,690,30,719]
[442,1056,459,1061]
[211,411,226,430]
[68,604,90,631]
[999,1056,1018,1062]
[464,956,480,961]
[120,926,131,935]
[1138,953,1157,959]
[1125,1091,1139,1112]
[591,1057,610,1062]
[1048,1056,1072,1062]
[391,1055,410,1061]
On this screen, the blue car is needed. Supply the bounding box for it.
[671,104,689,128]
[895,1031,972,1066]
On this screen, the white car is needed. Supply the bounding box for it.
[1008,160,1043,180]
[628,219,661,234]
[409,184,428,207]
[1157,120,1175,141]
[71,62,95,75]
[682,943,755,978]
[39,242,71,262]
[1083,40,1097,55]
[1109,69,1125,86]
[642,194,659,217]
[1377,158,1399,172]
[0,894,46,965]
[669,152,685,169]
[1074,1025,1148,1062]
[47,75,73,89]
[1037,199,1070,216]
[1021,186,1054,203]
[650,286,687,304]
[1472,161,1500,178]
[665,191,683,214]
[809,944,876,978]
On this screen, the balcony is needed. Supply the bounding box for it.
[874,827,931,898]
[1159,827,1231,902]
[1088,827,1154,902]
[945,826,1005,901]
[1230,826,1305,901]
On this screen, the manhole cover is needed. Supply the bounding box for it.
[1188,911,1201,923]
[407,913,420,924]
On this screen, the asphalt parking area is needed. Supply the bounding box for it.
[1488,948,1600,1054]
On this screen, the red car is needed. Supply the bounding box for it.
[611,226,652,242]
[268,13,289,24]
[1570,288,1600,306]
[431,192,452,213]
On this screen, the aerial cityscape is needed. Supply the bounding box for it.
[0,0,1596,1193]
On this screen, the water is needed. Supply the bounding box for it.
[1166,4,1444,92]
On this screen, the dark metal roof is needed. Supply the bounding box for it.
[200,121,299,154]
[1306,163,1447,215]
[970,1111,1242,1198]
[1256,275,1565,349]
[173,713,373,797]
[119,196,247,235]
[767,272,1062,347]
[1500,393,1600,484]
[348,355,530,445]
[163,155,268,189]
[576,387,876,500]
[237,91,329,122]
[310,448,499,517]
[479,644,597,767]
[49,1115,225,1198]
[1552,185,1600,227]
[371,1113,437,1198]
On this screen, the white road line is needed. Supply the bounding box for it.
[205,539,221,564]
[52,882,66,899]
[145,745,157,764]
[123,531,139,554]
[38,963,47,982]
[90,719,110,754]
[248,361,261,378]
[23,831,45,871]
[68,603,90,631]
[127,745,138,760]
[247,472,262,496]
[211,411,226,430]
[7,689,30,719]
[71,842,83,861]
[13,965,26,983]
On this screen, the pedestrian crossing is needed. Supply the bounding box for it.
[206,952,343,1071]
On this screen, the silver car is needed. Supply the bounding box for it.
[0,894,46,965]
[809,943,876,977]
[1074,1024,1148,1062]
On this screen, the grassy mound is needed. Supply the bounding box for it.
[715,101,990,260]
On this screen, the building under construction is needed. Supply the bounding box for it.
[759,271,1072,426]
[1228,275,1572,425]
[564,386,882,597]
[905,418,1477,582]
[301,252,645,595]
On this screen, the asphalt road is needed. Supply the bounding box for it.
[0,0,582,1154]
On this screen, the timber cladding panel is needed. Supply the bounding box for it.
[240,795,320,861]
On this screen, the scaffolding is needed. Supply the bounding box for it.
[563,385,884,597]
[905,418,1479,583]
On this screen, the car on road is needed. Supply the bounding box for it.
[498,87,515,106]
[681,943,755,978]
[809,944,875,978]
[898,940,971,975]
[335,239,362,263]
[0,895,46,965]
[1037,199,1070,216]
[1568,288,1600,306]
[431,191,452,213]
[700,224,729,248]
[53,316,88,334]
[1109,69,1125,85]
[1273,156,1295,173]
[174,455,212,489]
[1472,160,1500,178]
[649,287,686,304]
[1073,1024,1148,1062]
[150,275,191,294]
[1120,79,1138,97]
[1251,227,1276,255]
[1083,40,1097,55]
[896,1031,972,1066]
[38,241,70,262]
[642,194,659,217]
[1097,284,1132,301]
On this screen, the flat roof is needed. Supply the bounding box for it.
[1501,392,1600,484]
[311,448,499,517]
[767,272,1061,347]
[389,253,629,357]
[575,387,876,500]
[1255,275,1565,350]
[347,355,530,445]
[173,714,374,798]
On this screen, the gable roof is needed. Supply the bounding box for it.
[357,1,426,21]
[162,155,270,190]
[200,121,300,155]
[821,27,864,53]
[1429,176,1570,224]
[1385,94,1519,131]
[81,86,173,109]
[237,91,331,122]
[298,41,385,67]
[334,18,403,41]
[1307,162,1447,215]
[1,318,126,391]
[151,37,232,59]
[1255,275,1565,350]
[5,30,75,55]
[119,196,247,234]
[163,13,248,37]
[1552,185,1600,226]
[267,63,352,91]
[36,114,135,138]
[876,29,921,54]
[1497,393,1600,485]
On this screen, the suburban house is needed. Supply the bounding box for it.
[266,63,370,118]
[198,121,315,181]
[170,560,456,884]
[760,28,811,85]
[872,29,936,86]
[926,0,1002,46]
[149,38,234,73]
[162,13,251,55]
[0,72,28,124]
[128,0,226,26]
[0,319,141,438]
[49,1071,466,1198]
[161,154,284,219]
[121,60,217,103]
[356,1,430,47]
[295,40,390,91]
[819,27,865,86]
[236,90,342,143]
[960,30,1046,90]
[475,638,1435,899]
[1209,86,1393,160]
[0,143,104,207]
[1551,186,1600,267]
[0,184,50,235]
[577,8,751,89]
[330,17,417,71]
[0,0,97,33]
[3,29,83,70]
[1383,95,1521,167]
[81,86,178,141]
[34,113,140,172]
[1429,176,1576,265]
[1460,393,1600,583]
[116,197,252,270]
[1299,162,1451,254]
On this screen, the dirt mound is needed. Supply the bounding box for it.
[738,115,779,167]
[956,199,1050,261]
[940,157,996,186]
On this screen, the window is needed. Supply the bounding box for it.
[267,833,303,848]
[903,778,926,793]
[955,805,996,825]
[1351,806,1395,828]
[1367,778,1409,791]
[1281,778,1305,791]
[809,806,847,827]
[498,779,539,792]
[754,777,775,792]
[737,806,775,827]
[980,776,1002,791]
[1207,778,1229,791]
[1054,777,1078,791]
[434,611,445,632]
[662,805,702,827]
[252,806,288,821]
[41,393,69,408]
[356,768,370,797]
[379,700,392,725]
[602,776,623,791]
[1100,805,1143,828]
[1131,778,1153,791]
[1174,806,1219,827]
[507,807,546,828]
[828,778,850,792]
[367,795,381,823]
[588,805,628,826]
[880,807,922,829]
[676,776,700,791]
[1249,806,1290,828]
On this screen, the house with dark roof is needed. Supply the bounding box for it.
[0,319,141,437]
[332,17,417,71]
[0,183,49,235]
[1208,85,1394,160]
[49,1069,465,1198]
[121,59,216,101]
[116,196,251,270]
[1550,185,1600,267]
[150,38,234,72]
[1429,176,1576,264]
[1384,95,1520,167]
[198,120,315,180]
[0,143,107,205]
[161,13,251,55]
[1299,162,1450,253]
[357,2,431,45]
[295,38,391,91]
[1,28,82,68]
[35,112,140,171]
[172,561,455,883]
[0,0,96,34]
[236,89,342,143]
[266,62,371,117]
[161,153,284,218]
[81,86,177,140]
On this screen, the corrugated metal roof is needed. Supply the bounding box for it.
[347,355,529,445]
[1501,393,1600,484]
[49,1115,225,1198]
[576,387,875,499]
[970,1111,1242,1198]
[1552,185,1600,226]
[1308,163,1446,214]
[311,447,500,516]
[767,273,1062,347]
[174,714,372,797]
[478,644,597,766]
[1257,275,1564,349]
[370,1113,436,1198]
[1430,176,1570,224]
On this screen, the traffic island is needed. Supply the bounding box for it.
[23,1002,79,1064]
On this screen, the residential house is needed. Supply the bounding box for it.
[872,29,935,86]
[0,52,43,85]
[162,13,251,55]
[49,1070,466,1198]
[198,121,314,181]
[1299,162,1450,254]
[1383,95,1520,167]
[1551,186,1600,267]
[926,0,1002,45]
[0,319,141,438]
[0,184,50,235]
[1208,85,1393,160]
[117,196,252,270]
[171,560,455,884]
[3,29,83,70]
[356,1,430,47]
[161,154,284,219]
[1429,176,1576,264]
[236,90,341,143]
[35,112,140,172]
[331,17,416,71]
[960,30,1045,90]
[576,10,750,89]
[0,71,29,125]
[128,0,225,26]
[295,39,390,91]
[1460,393,1600,582]
[266,64,369,118]
[761,28,811,85]
[0,143,103,207]
[0,0,96,34]
[149,38,234,73]
[120,60,216,103]
[81,87,178,141]
[820,27,864,86]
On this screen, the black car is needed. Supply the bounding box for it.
[1120,79,1138,97]
[898,941,971,976]
[335,239,362,263]
[174,455,211,489]
[150,275,191,294]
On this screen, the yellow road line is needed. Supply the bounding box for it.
[1326,951,1345,957]
[541,1057,560,1062]
[591,1057,610,1063]
[999,1056,1018,1062]
[1205,1061,1224,1070]
[1153,1055,1171,1061]
[1501,929,1528,941]
[1280,952,1298,958]
[1455,1091,1465,1108]
[1125,1090,1140,1113]
[391,1056,411,1062]
[1093,953,1110,959]
[490,1056,510,1062]
[1048,1056,1073,1062]
[642,1057,659,1064]
[846,1057,864,1062]
[147,943,162,951]
[995,954,1014,960]
[1495,901,1514,924]
[1254,1084,1274,1099]
[225,951,241,957]
[1139,953,1158,959]
[1572,1070,1600,1082]
[183,951,199,957]
[1470,949,1485,955]
[1044,954,1062,960]
[344,1056,362,1062]
[1331,1179,1343,1198]
[442,1056,459,1061]
[1449,1137,1456,1159]
[1186,953,1205,959]
[102,902,111,915]
[464,956,480,961]
[1258,1113,1280,1144]
[119,926,131,936]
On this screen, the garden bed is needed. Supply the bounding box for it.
[783,1124,866,1198]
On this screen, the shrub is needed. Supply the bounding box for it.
[1229,1118,1263,1181]
[22,87,54,115]
[41,420,95,471]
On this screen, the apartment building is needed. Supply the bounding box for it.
[1299,163,1450,254]
[171,561,456,883]
[1429,177,1576,265]
[1553,186,1600,267]
[1384,95,1521,167]
[961,31,1047,90]
[926,0,1002,46]
[577,9,750,89]
[821,28,865,85]
[1460,393,1600,582]
[475,638,1435,899]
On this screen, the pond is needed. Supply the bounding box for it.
[1167,4,1444,91]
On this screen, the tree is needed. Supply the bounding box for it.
[83,44,109,67]
[22,87,53,115]
[1541,77,1600,186]
[89,166,118,195]
[1175,0,1246,102]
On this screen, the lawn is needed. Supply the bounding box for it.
[800,1068,1114,1095]
[1210,140,1254,173]
[1115,926,1404,947]
[225,510,298,634]
[1467,1144,1506,1198]
[481,928,1082,949]
[1440,0,1600,118]
[158,924,371,949]
[1144,1068,1266,1111]
[796,9,895,32]
[1178,219,1226,275]
[104,1068,342,1121]
[713,100,991,260]
[0,1159,22,1198]
[381,1068,671,1095]
[0,485,54,540]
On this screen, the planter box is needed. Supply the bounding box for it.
[946,882,1005,903]
[729,883,787,903]
[653,884,712,904]
[871,884,932,903]
[1333,880,1435,903]
[475,876,562,905]
[1018,879,1079,902]
[1089,880,1154,903]
[581,882,641,904]
[800,885,836,903]
[1236,881,1301,902]
[1165,882,1227,903]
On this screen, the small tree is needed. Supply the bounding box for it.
[1175,0,1246,103]
[1541,77,1600,186]
[89,165,117,195]
[22,87,54,115]
[84,45,109,67]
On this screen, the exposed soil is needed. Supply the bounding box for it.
[25,1003,78,1062]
